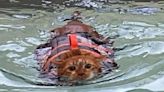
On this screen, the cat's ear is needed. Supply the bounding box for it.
[96,55,106,62]
[83,53,91,56]
[82,53,106,61]
[51,60,63,65]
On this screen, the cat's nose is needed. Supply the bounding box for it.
[78,73,85,76]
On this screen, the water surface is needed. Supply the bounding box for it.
[0,0,164,92]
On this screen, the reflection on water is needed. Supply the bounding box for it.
[0,0,164,92]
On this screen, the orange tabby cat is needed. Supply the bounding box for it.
[35,11,118,85]
[57,55,102,81]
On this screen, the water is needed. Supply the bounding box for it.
[0,0,164,92]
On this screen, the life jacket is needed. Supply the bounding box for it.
[41,32,114,72]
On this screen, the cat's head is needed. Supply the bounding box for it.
[56,55,103,81]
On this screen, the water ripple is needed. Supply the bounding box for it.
[12,14,32,19]
[0,43,26,52]
[25,37,42,45]
[116,41,164,59]
[116,21,164,39]
[6,52,21,58]
[0,24,25,29]
[0,3,164,91]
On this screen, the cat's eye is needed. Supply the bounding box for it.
[85,64,92,69]
[68,66,76,71]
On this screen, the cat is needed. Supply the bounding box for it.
[34,11,118,85]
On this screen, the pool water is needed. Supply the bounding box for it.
[0,0,164,92]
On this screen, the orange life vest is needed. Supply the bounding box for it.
[42,33,113,72]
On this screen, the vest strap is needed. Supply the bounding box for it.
[68,34,78,49]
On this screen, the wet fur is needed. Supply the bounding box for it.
[36,11,117,83]
[51,49,104,81]
[57,55,103,81]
